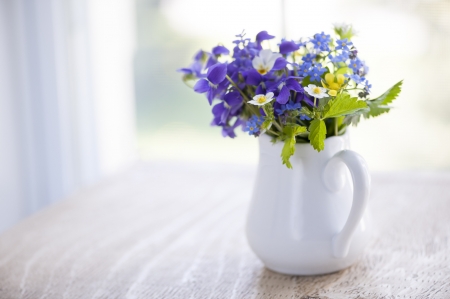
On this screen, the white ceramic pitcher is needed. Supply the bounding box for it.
[246,132,371,275]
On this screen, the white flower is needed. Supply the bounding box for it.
[248,92,275,106]
[304,84,328,98]
[252,49,282,75]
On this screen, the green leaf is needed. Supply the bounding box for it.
[282,124,307,136]
[363,80,403,119]
[261,104,274,130]
[323,93,368,119]
[371,80,403,105]
[335,67,352,76]
[343,113,362,126]
[280,124,307,169]
[363,102,390,119]
[281,137,295,169]
[308,119,326,152]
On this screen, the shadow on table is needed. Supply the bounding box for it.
[254,267,352,298]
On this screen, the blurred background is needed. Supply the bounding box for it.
[0,0,449,232]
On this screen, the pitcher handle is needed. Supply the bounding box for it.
[323,150,370,258]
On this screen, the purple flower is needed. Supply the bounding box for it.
[294,90,313,107]
[222,118,244,138]
[193,63,228,104]
[244,69,262,86]
[276,77,303,104]
[211,91,244,126]
[212,45,230,56]
[279,40,300,54]
[256,31,275,44]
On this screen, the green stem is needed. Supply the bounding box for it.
[267,128,280,136]
[334,118,338,136]
[272,120,283,132]
[226,75,249,101]
[226,75,260,115]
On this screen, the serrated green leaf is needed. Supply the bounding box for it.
[280,124,307,169]
[323,93,368,119]
[281,137,295,169]
[318,97,332,110]
[363,102,390,119]
[371,80,403,105]
[308,119,326,152]
[343,113,362,126]
[283,124,307,136]
[261,104,274,130]
[362,80,403,119]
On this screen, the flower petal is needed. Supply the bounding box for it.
[259,49,273,64]
[276,86,290,104]
[252,56,263,70]
[245,69,262,85]
[256,31,275,43]
[207,63,227,85]
[285,78,302,92]
[206,89,215,105]
[279,41,300,54]
[255,84,265,95]
[271,57,287,71]
[193,79,210,93]
[212,45,229,56]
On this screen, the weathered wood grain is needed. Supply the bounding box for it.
[0,162,449,299]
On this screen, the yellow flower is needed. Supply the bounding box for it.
[322,73,346,96]
[328,90,338,97]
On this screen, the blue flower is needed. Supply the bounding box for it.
[345,74,364,84]
[302,53,315,63]
[328,51,349,63]
[286,100,301,111]
[308,63,327,82]
[298,62,311,77]
[316,32,331,43]
[348,58,363,73]
[363,79,372,92]
[311,32,331,51]
[243,115,264,136]
[336,39,353,51]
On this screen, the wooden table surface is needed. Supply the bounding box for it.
[0,162,449,299]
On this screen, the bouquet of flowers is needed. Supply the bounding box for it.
[178,24,402,168]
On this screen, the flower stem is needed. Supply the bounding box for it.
[226,75,260,115]
[334,118,338,136]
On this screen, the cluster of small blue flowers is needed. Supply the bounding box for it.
[178,26,373,138]
[243,115,264,136]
